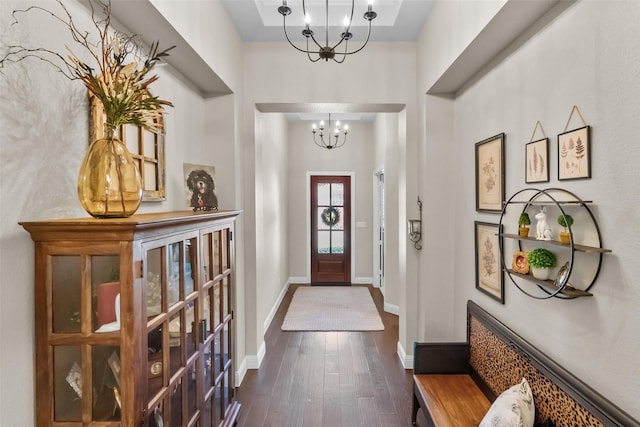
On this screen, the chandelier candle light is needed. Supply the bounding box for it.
[278,0,378,63]
[312,114,348,150]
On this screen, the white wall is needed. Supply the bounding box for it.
[418,0,640,419]
[254,111,289,346]
[0,1,244,425]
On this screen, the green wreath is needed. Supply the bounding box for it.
[321,207,340,227]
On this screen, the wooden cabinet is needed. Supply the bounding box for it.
[499,188,610,299]
[21,211,241,426]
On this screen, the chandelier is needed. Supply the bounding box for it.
[278,0,378,63]
[312,114,348,149]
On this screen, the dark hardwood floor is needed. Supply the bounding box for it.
[235,284,422,427]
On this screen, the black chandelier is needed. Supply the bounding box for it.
[312,114,348,149]
[278,0,378,63]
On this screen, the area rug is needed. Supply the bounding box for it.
[281,286,384,331]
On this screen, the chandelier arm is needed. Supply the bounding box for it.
[330,0,355,51]
[306,38,322,62]
[333,40,349,63]
[341,20,374,56]
[299,0,323,51]
[306,30,324,51]
[313,133,328,148]
[282,15,318,54]
[337,134,347,148]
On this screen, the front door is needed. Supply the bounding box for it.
[310,175,351,284]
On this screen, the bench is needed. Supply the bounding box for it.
[412,300,640,427]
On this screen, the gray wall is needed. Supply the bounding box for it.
[417,0,640,418]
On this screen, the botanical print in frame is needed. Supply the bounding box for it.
[525,138,549,183]
[475,221,504,304]
[475,133,505,212]
[558,125,590,180]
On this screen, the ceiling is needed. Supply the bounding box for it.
[220,0,435,43]
[221,1,433,122]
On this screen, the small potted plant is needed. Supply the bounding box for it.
[527,248,557,280]
[557,214,574,244]
[518,212,531,237]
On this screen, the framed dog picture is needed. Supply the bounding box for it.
[183,163,219,211]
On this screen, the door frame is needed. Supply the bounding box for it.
[372,169,384,290]
[306,171,356,284]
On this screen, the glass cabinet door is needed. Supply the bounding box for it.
[200,227,235,426]
[50,252,122,424]
[144,235,199,426]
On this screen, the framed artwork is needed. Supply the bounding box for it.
[475,133,505,212]
[183,163,219,211]
[475,221,504,303]
[525,138,549,183]
[90,94,166,201]
[558,125,590,180]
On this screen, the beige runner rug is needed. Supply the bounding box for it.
[281,286,384,331]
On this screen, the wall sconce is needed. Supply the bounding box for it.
[408,197,422,250]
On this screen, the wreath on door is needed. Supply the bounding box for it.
[321,207,340,227]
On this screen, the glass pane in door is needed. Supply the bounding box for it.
[92,346,121,421]
[221,229,229,271]
[53,345,82,422]
[148,324,164,398]
[185,238,196,295]
[331,231,344,253]
[187,362,198,420]
[317,183,330,206]
[330,183,344,205]
[213,330,222,381]
[185,301,196,359]
[202,233,212,281]
[167,242,180,307]
[147,248,163,319]
[169,311,183,378]
[222,277,230,319]
[148,403,165,427]
[52,256,81,333]
[170,377,183,426]
[317,231,330,253]
[92,255,120,333]
[213,283,221,329]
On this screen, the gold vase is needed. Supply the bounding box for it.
[77,132,142,218]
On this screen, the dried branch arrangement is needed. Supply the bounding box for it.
[0,0,174,134]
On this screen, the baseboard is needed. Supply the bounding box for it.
[239,279,291,387]
[235,357,247,386]
[288,276,308,284]
[263,279,292,333]
[353,276,373,284]
[236,340,266,386]
[384,302,399,315]
[397,341,413,369]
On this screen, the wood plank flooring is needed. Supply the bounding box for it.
[236,285,423,427]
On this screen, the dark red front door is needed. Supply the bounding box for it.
[310,175,351,284]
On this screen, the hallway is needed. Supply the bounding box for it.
[236,285,416,426]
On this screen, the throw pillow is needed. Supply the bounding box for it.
[479,377,535,427]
